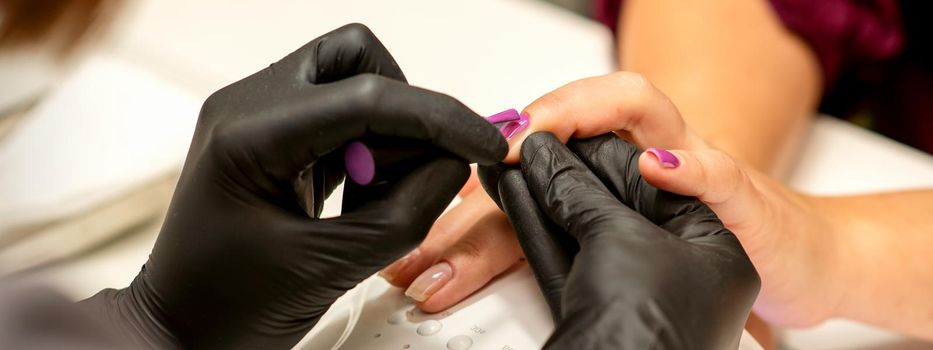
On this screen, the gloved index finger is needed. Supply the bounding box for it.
[477,163,512,209]
[519,132,665,242]
[567,135,730,240]
[267,74,508,168]
[278,23,407,85]
[495,166,576,323]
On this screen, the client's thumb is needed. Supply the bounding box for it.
[637,147,767,234]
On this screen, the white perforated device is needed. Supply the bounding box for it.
[297,264,763,350]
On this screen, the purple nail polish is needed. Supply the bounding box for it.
[502,119,529,139]
[344,138,430,186]
[645,147,680,168]
[345,141,376,185]
[498,113,530,139]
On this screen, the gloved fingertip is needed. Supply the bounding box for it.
[519,132,566,176]
[439,157,472,186]
[332,23,377,45]
[496,168,526,204]
[477,163,521,209]
[520,131,561,151]
[477,164,507,208]
[565,133,625,156]
[489,135,511,165]
[463,123,510,166]
[498,133,511,153]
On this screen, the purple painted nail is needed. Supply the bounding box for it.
[345,141,376,185]
[504,120,528,139]
[499,113,530,139]
[645,148,680,168]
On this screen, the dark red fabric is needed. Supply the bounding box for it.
[592,0,932,154]
[769,0,903,86]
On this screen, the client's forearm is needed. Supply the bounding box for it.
[618,0,822,176]
[813,189,933,339]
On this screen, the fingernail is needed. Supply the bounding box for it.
[500,113,530,140]
[645,147,680,168]
[404,261,453,302]
[380,248,421,283]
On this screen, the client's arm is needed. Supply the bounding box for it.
[516,72,933,340]
[645,147,933,340]
[812,191,933,338]
[617,0,823,174]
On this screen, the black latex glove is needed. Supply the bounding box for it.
[479,133,759,349]
[80,23,507,349]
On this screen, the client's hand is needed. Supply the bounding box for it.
[78,23,507,349]
[378,72,707,313]
[505,73,843,327]
[385,71,843,330]
[480,132,759,349]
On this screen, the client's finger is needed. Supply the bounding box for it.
[504,71,705,163]
[458,166,481,197]
[379,189,496,287]
[404,204,523,313]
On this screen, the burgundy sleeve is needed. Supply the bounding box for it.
[770,0,903,86]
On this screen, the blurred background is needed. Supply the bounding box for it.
[1,1,931,349]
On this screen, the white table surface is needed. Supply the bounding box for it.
[18,0,933,349]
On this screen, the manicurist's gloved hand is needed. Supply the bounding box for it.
[479,133,759,349]
[79,23,507,349]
